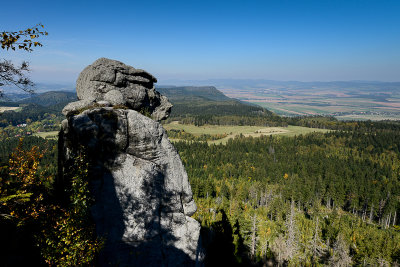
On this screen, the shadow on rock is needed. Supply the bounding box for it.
[59,107,203,266]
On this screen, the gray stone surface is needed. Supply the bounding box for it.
[59,59,203,266]
[104,90,124,106]
[74,58,172,121]
[62,99,95,116]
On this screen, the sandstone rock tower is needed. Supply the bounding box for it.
[59,58,202,266]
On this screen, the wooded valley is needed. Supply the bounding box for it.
[1,89,400,265]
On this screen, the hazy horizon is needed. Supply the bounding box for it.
[29,78,400,87]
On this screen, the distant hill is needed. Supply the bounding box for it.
[0,91,77,126]
[157,86,277,125]
[17,91,77,107]
[3,86,273,118]
[0,86,280,127]
[157,86,230,101]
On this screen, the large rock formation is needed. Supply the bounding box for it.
[63,57,172,121]
[59,58,203,266]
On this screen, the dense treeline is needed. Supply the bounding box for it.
[177,131,400,219]
[163,103,283,126]
[157,86,282,127]
[169,100,273,117]
[176,114,287,127]
[4,91,400,133]
[166,99,400,131]
[174,127,400,265]
[1,111,400,265]
[170,110,400,132]
[176,132,400,220]
[0,101,20,107]
[0,104,64,127]
[164,99,283,127]
[286,115,400,132]
[16,91,76,107]
[167,129,228,142]
[0,136,58,179]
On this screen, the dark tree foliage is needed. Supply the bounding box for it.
[165,99,283,127]
[1,108,400,265]
[174,123,400,265]
[0,104,64,127]
[177,129,400,217]
[0,137,101,266]
[0,136,58,179]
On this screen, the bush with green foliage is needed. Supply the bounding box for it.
[39,150,103,266]
[0,139,102,265]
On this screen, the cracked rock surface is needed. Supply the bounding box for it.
[59,59,203,266]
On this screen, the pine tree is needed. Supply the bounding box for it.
[329,234,352,267]
[285,200,299,261]
[309,217,326,263]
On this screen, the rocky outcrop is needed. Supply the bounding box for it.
[59,58,203,266]
[63,57,172,121]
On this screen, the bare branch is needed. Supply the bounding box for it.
[0,59,35,94]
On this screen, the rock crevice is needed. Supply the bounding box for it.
[59,58,203,266]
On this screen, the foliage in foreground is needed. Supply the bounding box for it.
[0,139,102,266]
[39,150,103,266]
[1,24,48,97]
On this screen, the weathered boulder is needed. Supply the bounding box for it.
[59,59,203,266]
[68,57,172,121]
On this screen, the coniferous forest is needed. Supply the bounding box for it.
[1,119,400,265]
[175,125,400,266]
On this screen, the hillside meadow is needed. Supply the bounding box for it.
[30,125,331,144]
[163,122,330,144]
[0,107,20,113]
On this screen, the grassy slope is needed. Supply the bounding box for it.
[32,124,330,144]
[163,122,330,144]
[0,107,20,113]
[32,131,59,139]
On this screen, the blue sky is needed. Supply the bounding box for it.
[1,0,399,83]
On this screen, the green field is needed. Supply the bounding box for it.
[31,124,329,144]
[33,131,59,139]
[163,122,330,144]
[220,83,400,120]
[335,114,400,121]
[0,107,20,113]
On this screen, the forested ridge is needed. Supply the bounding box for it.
[6,87,400,132]
[175,125,400,265]
[1,120,400,265]
[1,89,400,265]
